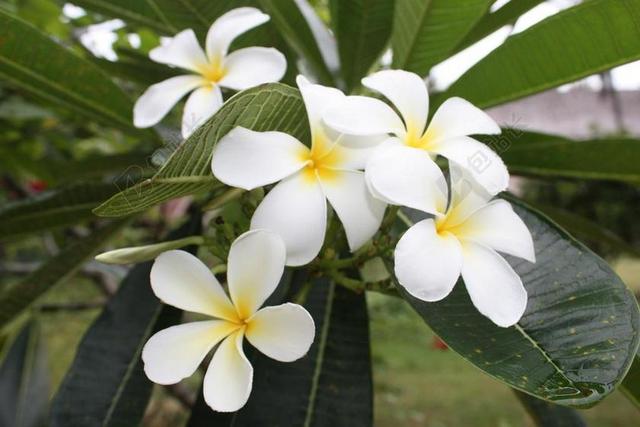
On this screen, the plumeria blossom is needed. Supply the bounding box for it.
[394,165,535,327]
[142,230,315,412]
[133,7,287,138]
[211,75,386,266]
[324,69,509,207]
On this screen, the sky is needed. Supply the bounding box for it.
[63,1,640,92]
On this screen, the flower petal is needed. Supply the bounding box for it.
[445,162,494,226]
[456,200,535,262]
[142,320,239,385]
[181,85,223,138]
[323,95,406,137]
[212,127,308,190]
[251,171,327,266]
[297,75,345,132]
[365,142,447,215]
[206,7,269,61]
[219,47,287,90]
[362,70,429,137]
[394,219,463,301]
[227,230,287,319]
[320,170,386,251]
[246,303,315,362]
[149,29,208,73]
[133,75,203,129]
[150,250,238,321]
[203,330,253,412]
[432,136,509,195]
[427,97,501,143]
[461,242,527,327]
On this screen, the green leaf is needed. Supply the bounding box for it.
[188,273,373,426]
[94,48,180,86]
[620,350,640,409]
[0,10,140,133]
[441,0,640,108]
[479,130,640,183]
[94,83,308,217]
[330,0,394,92]
[514,390,586,427]
[50,214,201,427]
[65,0,169,32]
[391,0,492,75]
[0,321,49,427]
[396,198,640,406]
[148,0,246,35]
[0,219,129,329]
[455,0,545,52]
[258,0,335,85]
[0,182,122,240]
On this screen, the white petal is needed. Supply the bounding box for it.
[150,250,238,321]
[182,85,223,138]
[445,162,494,226]
[336,133,388,149]
[203,330,253,412]
[133,75,203,129]
[362,70,429,137]
[149,29,208,73]
[297,75,345,133]
[461,242,527,327]
[365,143,447,215]
[427,97,501,143]
[433,136,509,195]
[227,230,287,319]
[206,7,269,61]
[394,219,463,301]
[251,171,327,266]
[212,127,307,190]
[219,47,287,90]
[332,143,380,170]
[246,303,315,362]
[320,170,386,251]
[142,320,239,385]
[456,200,535,262]
[323,95,406,137]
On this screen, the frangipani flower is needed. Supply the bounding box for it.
[142,230,315,412]
[394,165,535,327]
[324,69,508,203]
[133,7,287,138]
[211,76,386,266]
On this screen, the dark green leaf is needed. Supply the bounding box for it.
[391,0,492,75]
[147,0,246,35]
[0,321,49,427]
[514,390,587,427]
[64,0,169,32]
[94,83,308,217]
[620,350,640,409]
[50,213,201,427]
[330,0,394,92]
[441,0,640,108]
[0,10,140,133]
[188,273,373,426]
[397,198,640,406]
[94,48,180,86]
[0,219,129,329]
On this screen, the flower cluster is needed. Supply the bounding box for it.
[132,7,535,414]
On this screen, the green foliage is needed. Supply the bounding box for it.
[620,351,640,409]
[514,390,587,427]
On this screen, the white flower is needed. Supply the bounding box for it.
[394,165,535,327]
[133,7,287,138]
[211,75,386,266]
[142,230,315,412]
[324,69,508,205]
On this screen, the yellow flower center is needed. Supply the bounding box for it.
[299,131,344,183]
[404,122,440,151]
[199,59,226,83]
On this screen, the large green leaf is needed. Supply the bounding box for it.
[258,0,335,85]
[94,83,308,217]
[0,10,139,133]
[514,390,586,427]
[64,0,169,32]
[50,214,201,427]
[620,350,640,409]
[442,0,640,108]
[479,130,640,183]
[0,321,49,427]
[329,0,394,92]
[148,0,245,35]
[0,182,122,240]
[391,0,492,76]
[0,219,128,329]
[396,198,640,406]
[188,273,373,426]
